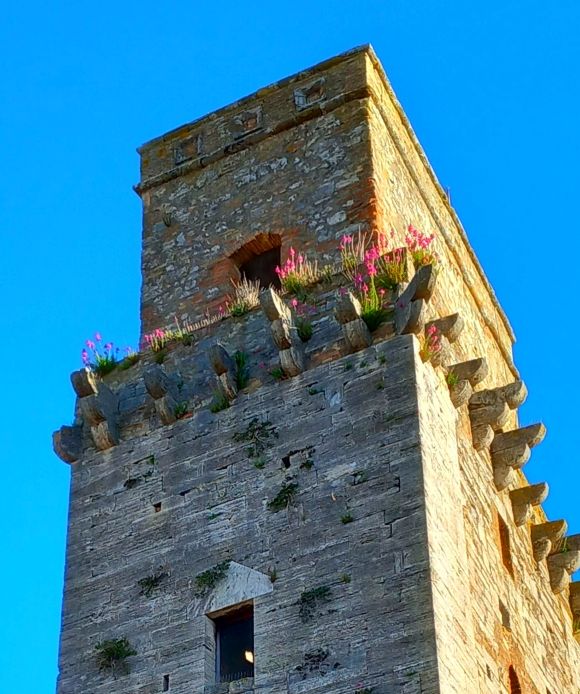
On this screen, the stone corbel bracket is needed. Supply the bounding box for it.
[531,519,567,563]
[334,291,372,353]
[547,534,580,594]
[468,380,527,451]
[490,423,546,491]
[509,482,549,526]
[143,364,180,426]
[446,357,488,408]
[423,312,464,367]
[394,264,437,335]
[209,343,238,402]
[569,581,580,633]
[260,289,305,376]
[65,367,120,452]
[53,425,82,463]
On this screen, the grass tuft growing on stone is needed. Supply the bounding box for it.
[95,637,136,673]
[267,482,299,512]
[194,561,230,596]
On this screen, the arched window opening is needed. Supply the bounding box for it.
[508,666,522,694]
[230,233,282,289]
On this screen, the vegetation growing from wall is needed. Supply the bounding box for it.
[94,638,136,673]
[194,561,230,596]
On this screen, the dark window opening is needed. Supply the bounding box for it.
[162,674,170,691]
[499,599,511,630]
[213,603,254,683]
[153,502,162,513]
[229,233,282,290]
[508,666,522,694]
[240,247,281,289]
[498,513,514,576]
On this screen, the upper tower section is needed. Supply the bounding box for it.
[135,47,375,334]
[135,45,514,377]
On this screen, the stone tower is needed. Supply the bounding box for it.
[54,46,580,693]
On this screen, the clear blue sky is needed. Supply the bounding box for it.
[1,1,578,691]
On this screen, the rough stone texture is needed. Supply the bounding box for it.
[55,46,580,694]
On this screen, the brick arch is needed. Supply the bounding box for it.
[229,232,282,289]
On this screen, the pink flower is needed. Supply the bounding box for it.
[81,349,89,364]
[291,298,298,308]
[289,247,295,257]
[86,339,95,350]
[95,332,102,342]
[104,342,113,351]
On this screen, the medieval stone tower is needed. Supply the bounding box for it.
[53,46,580,693]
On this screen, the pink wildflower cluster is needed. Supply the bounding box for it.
[289,298,316,342]
[275,247,319,297]
[275,247,304,281]
[405,224,437,266]
[420,324,442,362]
[143,328,168,352]
[81,333,120,375]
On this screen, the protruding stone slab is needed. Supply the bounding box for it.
[469,399,510,431]
[53,425,82,464]
[143,364,179,425]
[471,424,495,451]
[394,264,436,335]
[280,345,306,377]
[448,378,473,408]
[547,550,580,594]
[469,380,527,410]
[447,358,488,387]
[262,288,306,375]
[144,364,173,399]
[208,342,238,400]
[510,483,549,526]
[70,368,98,397]
[490,423,546,490]
[334,292,372,351]
[425,313,464,343]
[260,288,289,322]
[531,520,567,562]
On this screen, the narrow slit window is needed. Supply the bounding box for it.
[498,513,514,576]
[213,603,254,684]
[508,666,522,694]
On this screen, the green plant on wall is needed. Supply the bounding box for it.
[268,482,299,512]
[233,350,250,390]
[94,637,136,674]
[138,567,169,597]
[233,417,278,459]
[194,561,230,596]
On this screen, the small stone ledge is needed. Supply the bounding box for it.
[547,548,580,594]
[261,288,305,375]
[334,291,372,353]
[71,369,119,451]
[531,520,568,562]
[468,380,526,451]
[490,423,546,491]
[425,312,464,343]
[52,425,82,464]
[445,358,487,409]
[394,264,437,336]
[143,364,180,425]
[509,483,549,526]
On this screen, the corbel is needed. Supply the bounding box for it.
[334,291,372,353]
[394,264,437,335]
[261,288,305,375]
[490,423,546,491]
[143,364,180,426]
[530,519,567,562]
[509,483,549,526]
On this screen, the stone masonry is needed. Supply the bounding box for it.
[54,46,580,693]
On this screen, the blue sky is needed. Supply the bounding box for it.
[1,1,578,691]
